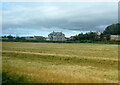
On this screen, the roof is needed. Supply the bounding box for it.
[49,31,64,36]
[34,36,45,38]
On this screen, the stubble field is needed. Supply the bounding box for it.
[2,42,118,83]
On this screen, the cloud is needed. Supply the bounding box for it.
[2,2,118,36]
[1,0,119,2]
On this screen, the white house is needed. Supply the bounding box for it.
[48,31,66,41]
[110,35,120,40]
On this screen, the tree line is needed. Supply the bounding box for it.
[2,23,120,42]
[68,23,120,41]
[2,35,26,41]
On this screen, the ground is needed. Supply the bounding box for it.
[2,42,118,83]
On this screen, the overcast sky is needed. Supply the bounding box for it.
[2,2,118,37]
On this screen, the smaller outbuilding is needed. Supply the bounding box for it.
[34,36,46,40]
[110,35,120,40]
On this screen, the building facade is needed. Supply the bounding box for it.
[110,35,120,40]
[34,36,46,40]
[48,31,66,41]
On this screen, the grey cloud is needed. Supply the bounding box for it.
[2,2,118,36]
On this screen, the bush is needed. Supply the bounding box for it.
[2,72,27,83]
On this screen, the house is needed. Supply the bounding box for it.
[48,31,66,41]
[110,35,120,40]
[34,36,46,40]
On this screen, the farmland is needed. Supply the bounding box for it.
[2,42,118,83]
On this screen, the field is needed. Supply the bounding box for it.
[2,42,118,83]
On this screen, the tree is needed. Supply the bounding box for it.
[87,32,99,41]
[2,35,7,38]
[7,35,14,40]
[103,23,120,35]
[101,23,120,40]
[15,36,26,41]
[70,32,99,41]
[100,33,104,40]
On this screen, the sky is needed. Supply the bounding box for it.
[2,2,118,37]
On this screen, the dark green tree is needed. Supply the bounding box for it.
[71,32,99,41]
[7,35,14,40]
[103,23,120,35]
[15,36,26,41]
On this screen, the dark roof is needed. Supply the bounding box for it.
[34,36,45,38]
[49,31,64,36]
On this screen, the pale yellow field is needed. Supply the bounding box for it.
[2,42,118,83]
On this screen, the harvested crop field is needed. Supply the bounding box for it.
[2,42,118,83]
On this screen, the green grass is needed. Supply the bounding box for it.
[2,42,118,83]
